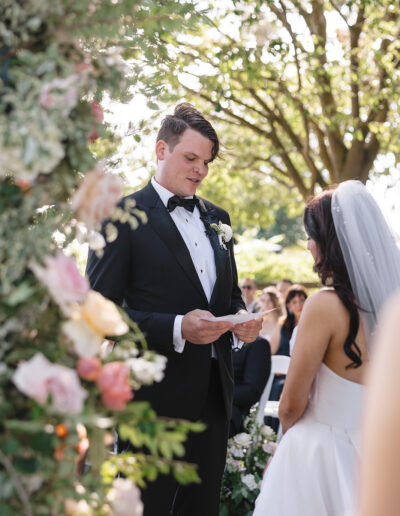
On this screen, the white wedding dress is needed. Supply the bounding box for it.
[253,362,364,516]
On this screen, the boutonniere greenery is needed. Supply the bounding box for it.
[210,221,233,250]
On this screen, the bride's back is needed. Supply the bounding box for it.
[316,288,368,385]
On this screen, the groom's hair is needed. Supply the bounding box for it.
[157,103,220,161]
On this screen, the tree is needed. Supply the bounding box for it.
[152,0,400,200]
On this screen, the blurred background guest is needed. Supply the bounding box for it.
[266,284,308,431]
[269,284,308,356]
[240,278,260,313]
[259,286,283,341]
[276,278,293,302]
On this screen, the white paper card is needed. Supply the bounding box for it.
[200,309,276,324]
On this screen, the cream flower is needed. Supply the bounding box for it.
[72,164,123,230]
[80,291,129,337]
[63,318,103,357]
[242,473,258,491]
[261,425,275,439]
[107,478,143,516]
[127,354,167,386]
[233,432,252,448]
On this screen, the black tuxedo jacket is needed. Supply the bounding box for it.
[86,181,245,422]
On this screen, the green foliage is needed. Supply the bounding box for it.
[220,409,276,516]
[145,0,400,199]
[235,234,319,284]
[0,1,207,515]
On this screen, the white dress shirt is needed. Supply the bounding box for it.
[151,177,217,354]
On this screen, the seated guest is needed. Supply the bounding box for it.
[266,284,308,431]
[269,284,308,356]
[276,278,293,302]
[240,278,260,313]
[229,336,271,437]
[259,286,283,341]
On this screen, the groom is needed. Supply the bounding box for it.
[86,103,261,515]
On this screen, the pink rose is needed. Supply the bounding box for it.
[32,252,89,309]
[47,365,88,414]
[96,362,132,411]
[91,101,104,123]
[77,357,102,381]
[12,353,87,414]
[72,165,123,230]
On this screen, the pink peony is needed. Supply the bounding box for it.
[77,357,102,381]
[107,478,143,516]
[12,353,87,414]
[96,362,132,411]
[72,164,123,230]
[47,365,87,414]
[32,252,89,309]
[12,353,55,404]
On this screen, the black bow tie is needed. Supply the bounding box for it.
[167,195,199,213]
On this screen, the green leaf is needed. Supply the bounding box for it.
[14,457,40,474]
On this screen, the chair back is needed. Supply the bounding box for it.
[255,355,290,425]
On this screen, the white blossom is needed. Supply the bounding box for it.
[233,432,252,448]
[127,354,167,386]
[242,473,258,491]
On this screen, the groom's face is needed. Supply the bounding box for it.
[155,128,213,197]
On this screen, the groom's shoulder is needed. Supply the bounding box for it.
[199,197,230,220]
[119,182,153,210]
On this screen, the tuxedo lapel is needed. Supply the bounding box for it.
[198,199,229,305]
[142,183,208,304]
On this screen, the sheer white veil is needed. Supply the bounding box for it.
[332,180,400,345]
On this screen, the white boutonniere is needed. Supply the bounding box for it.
[210,221,233,250]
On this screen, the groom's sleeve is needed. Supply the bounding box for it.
[86,218,176,355]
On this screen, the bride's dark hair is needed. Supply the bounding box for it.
[304,188,362,368]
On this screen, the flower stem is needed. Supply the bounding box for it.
[0,448,34,516]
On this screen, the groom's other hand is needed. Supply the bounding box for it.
[233,309,262,343]
[182,309,233,345]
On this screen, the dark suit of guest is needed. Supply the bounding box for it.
[86,181,244,516]
[229,337,271,437]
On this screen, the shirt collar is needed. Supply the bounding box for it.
[151,177,195,208]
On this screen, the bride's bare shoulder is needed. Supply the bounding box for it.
[304,288,345,315]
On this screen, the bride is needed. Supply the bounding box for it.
[253,181,400,516]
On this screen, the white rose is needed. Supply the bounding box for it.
[233,432,252,448]
[261,425,275,439]
[242,473,258,491]
[220,223,232,243]
[228,443,244,458]
[128,354,167,385]
[107,478,143,516]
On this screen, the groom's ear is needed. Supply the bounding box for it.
[155,140,167,161]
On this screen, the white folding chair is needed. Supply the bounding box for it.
[256,355,291,438]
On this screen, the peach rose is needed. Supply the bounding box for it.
[80,291,128,336]
[96,362,132,411]
[72,164,122,230]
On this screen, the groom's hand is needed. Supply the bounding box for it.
[233,309,262,343]
[182,309,233,345]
